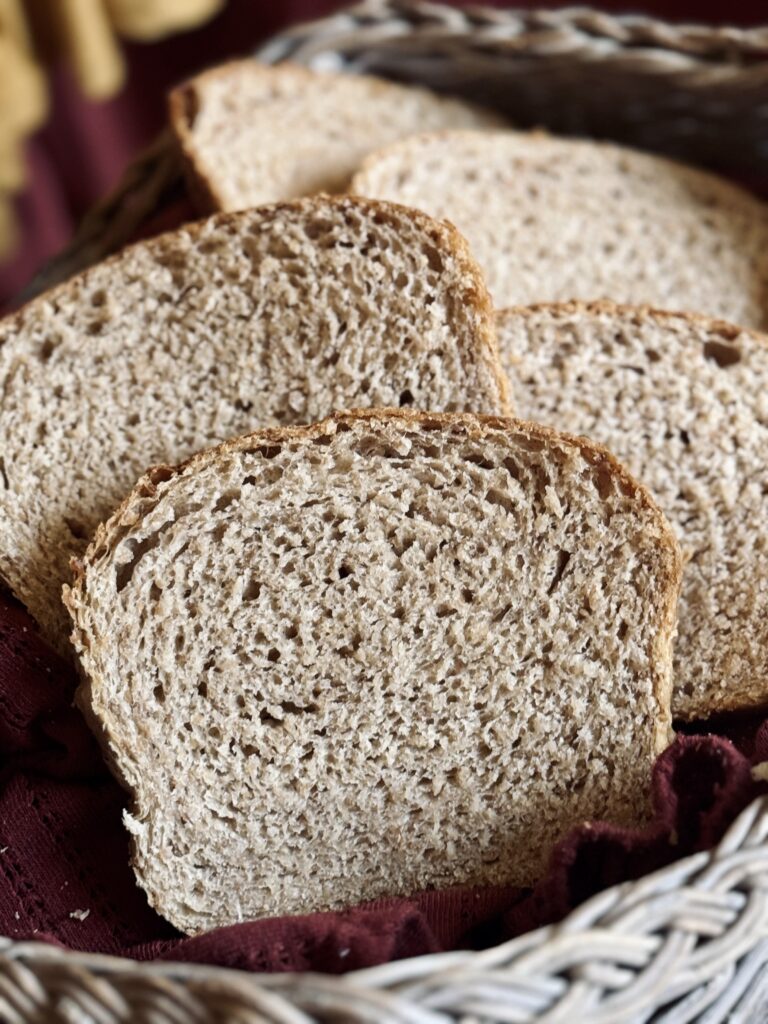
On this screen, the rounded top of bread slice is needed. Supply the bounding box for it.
[169,60,506,212]
[496,300,768,718]
[66,409,680,934]
[351,129,768,330]
[0,195,508,654]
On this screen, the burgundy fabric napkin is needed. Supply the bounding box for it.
[1,586,766,972]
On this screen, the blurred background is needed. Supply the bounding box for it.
[0,0,762,306]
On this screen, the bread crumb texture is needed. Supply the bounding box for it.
[497,302,768,718]
[66,410,680,934]
[0,196,506,654]
[352,131,768,329]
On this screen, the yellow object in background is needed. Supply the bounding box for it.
[0,0,225,258]
[107,0,225,40]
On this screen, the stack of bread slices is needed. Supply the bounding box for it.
[3,60,768,936]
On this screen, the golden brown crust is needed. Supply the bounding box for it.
[167,80,225,214]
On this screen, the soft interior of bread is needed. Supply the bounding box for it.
[497,303,768,718]
[68,413,677,934]
[351,131,768,330]
[0,198,504,653]
[174,62,503,210]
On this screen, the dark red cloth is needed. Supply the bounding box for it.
[2,587,766,971]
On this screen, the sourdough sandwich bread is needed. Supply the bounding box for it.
[0,196,507,655]
[497,302,768,718]
[169,61,504,212]
[65,410,680,934]
[351,131,768,329]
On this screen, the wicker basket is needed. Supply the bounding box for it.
[7,3,768,1021]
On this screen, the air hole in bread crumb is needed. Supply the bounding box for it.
[646,349,661,363]
[436,604,455,619]
[115,526,172,592]
[504,458,521,480]
[40,338,58,362]
[63,518,88,541]
[485,488,515,514]
[338,564,353,580]
[257,445,281,459]
[516,436,545,453]
[303,219,334,241]
[493,603,513,623]
[215,493,236,512]
[679,429,691,446]
[355,437,402,458]
[235,399,253,413]
[423,246,443,272]
[399,389,414,407]
[153,684,165,704]
[197,681,208,698]
[467,453,495,470]
[594,465,615,501]
[243,578,261,601]
[704,340,741,367]
[617,621,629,640]
[0,459,7,489]
[547,551,571,594]
[267,648,280,663]
[279,700,317,716]
[149,466,175,486]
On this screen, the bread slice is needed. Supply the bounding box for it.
[351,130,768,330]
[168,61,505,212]
[64,409,680,934]
[496,301,768,719]
[0,196,508,656]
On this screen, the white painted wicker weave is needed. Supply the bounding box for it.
[8,4,768,1021]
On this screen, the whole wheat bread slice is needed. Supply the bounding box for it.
[0,196,507,656]
[169,61,505,213]
[65,409,680,934]
[496,301,768,718]
[351,130,768,330]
